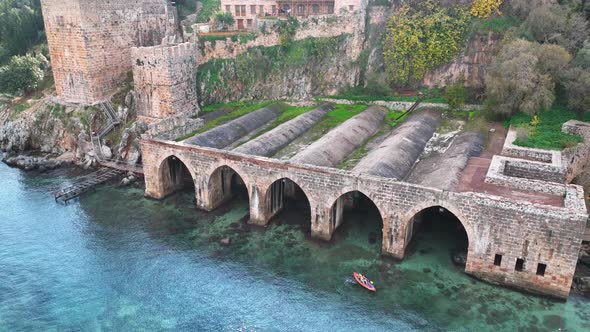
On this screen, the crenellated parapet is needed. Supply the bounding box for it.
[131,42,199,120]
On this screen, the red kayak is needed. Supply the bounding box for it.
[353,272,376,292]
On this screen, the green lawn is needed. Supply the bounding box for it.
[320,88,446,104]
[470,16,521,34]
[507,107,590,150]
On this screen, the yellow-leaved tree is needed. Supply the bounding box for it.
[470,0,502,18]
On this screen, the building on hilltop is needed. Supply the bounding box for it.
[40,0,181,105]
[219,0,362,30]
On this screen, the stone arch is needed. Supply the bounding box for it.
[327,190,386,242]
[205,164,250,210]
[400,202,474,265]
[259,177,313,228]
[156,154,196,198]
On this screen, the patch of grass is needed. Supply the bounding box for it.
[198,32,256,45]
[177,100,278,141]
[314,104,369,130]
[507,107,588,150]
[321,88,446,104]
[470,16,521,34]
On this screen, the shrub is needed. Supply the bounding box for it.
[563,67,590,115]
[383,1,470,87]
[214,11,235,31]
[522,4,588,51]
[470,0,503,18]
[484,39,571,117]
[443,81,466,109]
[0,54,44,95]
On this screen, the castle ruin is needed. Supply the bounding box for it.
[40,0,198,115]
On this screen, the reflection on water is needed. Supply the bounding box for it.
[0,163,589,331]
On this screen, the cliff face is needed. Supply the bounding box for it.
[197,34,362,104]
[422,31,503,89]
[196,3,502,103]
[0,101,86,156]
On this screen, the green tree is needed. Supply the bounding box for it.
[383,1,470,87]
[0,54,44,94]
[573,40,590,68]
[564,67,590,114]
[484,39,571,117]
[443,81,466,109]
[213,10,235,31]
[0,0,44,62]
[522,4,588,51]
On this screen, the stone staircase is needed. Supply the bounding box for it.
[92,101,120,160]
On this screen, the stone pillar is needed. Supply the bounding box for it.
[249,185,271,226]
[381,214,407,259]
[311,205,335,241]
[195,174,214,211]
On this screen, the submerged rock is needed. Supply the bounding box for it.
[452,251,467,267]
[220,238,231,246]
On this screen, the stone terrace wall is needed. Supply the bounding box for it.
[41,0,177,104]
[197,12,364,64]
[142,116,204,141]
[486,156,568,196]
[132,42,199,120]
[140,138,587,299]
[562,120,590,183]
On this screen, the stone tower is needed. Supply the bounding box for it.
[131,42,199,121]
[40,0,178,104]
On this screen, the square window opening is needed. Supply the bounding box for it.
[494,254,502,266]
[515,258,525,272]
[536,263,547,276]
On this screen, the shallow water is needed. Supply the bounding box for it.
[0,163,589,331]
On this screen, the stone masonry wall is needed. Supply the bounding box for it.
[504,160,565,184]
[142,116,204,141]
[41,0,177,104]
[562,120,590,183]
[140,138,587,299]
[132,42,199,120]
[197,12,364,64]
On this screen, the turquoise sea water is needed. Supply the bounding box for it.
[0,162,589,331]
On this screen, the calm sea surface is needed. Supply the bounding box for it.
[0,162,589,331]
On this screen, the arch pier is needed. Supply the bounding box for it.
[141,138,588,299]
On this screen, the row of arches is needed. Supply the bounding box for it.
[157,155,471,262]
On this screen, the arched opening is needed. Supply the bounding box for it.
[330,191,383,251]
[265,178,311,234]
[405,206,469,268]
[208,165,248,209]
[159,155,194,197]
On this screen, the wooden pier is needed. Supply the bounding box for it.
[53,168,123,203]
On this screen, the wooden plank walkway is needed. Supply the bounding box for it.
[53,168,123,203]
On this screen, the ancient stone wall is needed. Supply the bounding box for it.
[41,0,177,104]
[197,12,363,64]
[132,42,199,120]
[562,120,590,183]
[142,116,204,141]
[140,138,587,299]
